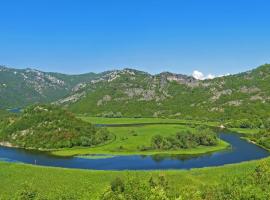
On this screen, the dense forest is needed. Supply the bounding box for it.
[0,105,112,149]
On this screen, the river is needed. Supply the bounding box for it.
[0,132,269,170]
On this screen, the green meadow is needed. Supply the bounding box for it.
[52,119,229,156]
[0,157,269,199]
[79,116,220,126]
[0,116,269,199]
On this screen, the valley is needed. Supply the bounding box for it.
[1,1,270,198]
[0,65,270,199]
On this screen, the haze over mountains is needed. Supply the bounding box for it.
[1,64,270,120]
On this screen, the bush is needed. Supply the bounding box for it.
[151,128,218,150]
[101,175,171,200]
[110,177,125,192]
[14,183,38,200]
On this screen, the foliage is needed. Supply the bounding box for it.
[14,183,39,200]
[101,174,171,200]
[0,104,111,149]
[0,66,100,109]
[100,161,270,200]
[203,161,270,200]
[151,127,218,150]
[65,64,270,124]
[52,123,228,156]
[0,158,270,199]
[2,65,270,125]
[249,129,270,149]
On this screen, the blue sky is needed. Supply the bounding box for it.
[0,0,270,76]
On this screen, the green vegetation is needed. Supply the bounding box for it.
[227,127,270,150]
[0,158,269,199]
[102,161,270,200]
[102,174,171,200]
[79,116,220,126]
[0,105,111,149]
[2,65,270,199]
[151,127,218,150]
[52,123,228,156]
[0,66,99,109]
[2,64,270,125]
[248,129,270,149]
[66,64,270,123]
[75,155,116,159]
[0,109,10,118]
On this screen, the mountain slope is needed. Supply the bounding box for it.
[59,65,270,122]
[0,66,99,109]
[1,64,270,123]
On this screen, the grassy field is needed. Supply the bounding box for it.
[228,127,261,135]
[79,116,220,126]
[52,123,229,156]
[0,117,269,199]
[0,157,269,199]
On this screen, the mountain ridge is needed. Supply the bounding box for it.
[1,64,270,122]
[62,64,270,121]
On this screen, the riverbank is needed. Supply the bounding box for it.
[0,141,14,148]
[228,127,270,151]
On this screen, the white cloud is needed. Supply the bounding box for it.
[192,70,230,80]
[192,70,205,80]
[206,74,215,79]
[217,73,231,77]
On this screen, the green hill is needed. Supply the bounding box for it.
[0,66,99,109]
[59,65,270,125]
[0,105,111,149]
[2,64,270,126]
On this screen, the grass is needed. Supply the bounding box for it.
[0,117,269,199]
[75,155,116,159]
[52,124,229,156]
[79,116,220,127]
[228,127,261,135]
[0,157,269,199]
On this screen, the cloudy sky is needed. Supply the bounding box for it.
[0,0,270,76]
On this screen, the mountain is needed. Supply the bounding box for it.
[1,64,270,123]
[0,66,99,109]
[58,65,270,122]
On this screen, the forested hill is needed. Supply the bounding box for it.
[1,64,270,123]
[61,64,270,122]
[0,105,111,149]
[0,66,99,109]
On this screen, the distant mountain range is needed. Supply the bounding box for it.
[0,66,99,109]
[1,64,270,120]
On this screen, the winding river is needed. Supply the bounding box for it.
[0,132,269,170]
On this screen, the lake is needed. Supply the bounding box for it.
[0,133,269,170]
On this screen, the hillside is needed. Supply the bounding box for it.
[57,65,270,124]
[2,64,270,124]
[0,105,111,149]
[0,66,99,109]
